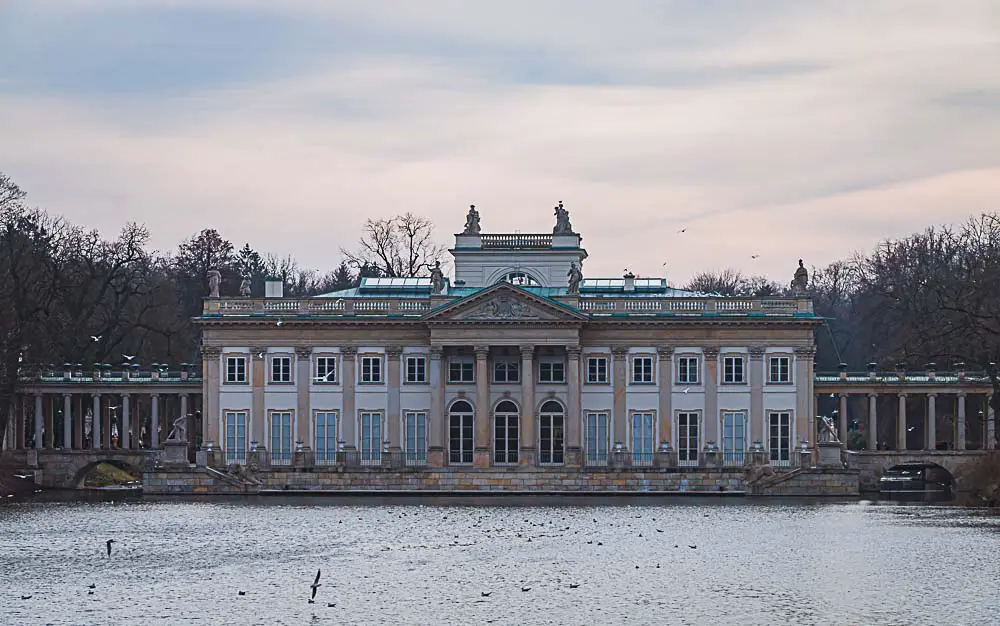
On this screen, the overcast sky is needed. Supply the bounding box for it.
[1,1,998,284]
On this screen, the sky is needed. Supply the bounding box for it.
[1,0,998,284]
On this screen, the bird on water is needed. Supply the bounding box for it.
[308,569,322,603]
[106,539,115,557]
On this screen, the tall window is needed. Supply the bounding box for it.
[723,356,745,384]
[631,356,654,384]
[405,356,427,384]
[315,357,338,384]
[768,411,791,466]
[539,360,565,383]
[584,412,609,465]
[768,356,791,383]
[493,360,520,383]
[269,411,293,465]
[449,400,474,464]
[493,400,519,465]
[677,356,699,384]
[722,411,746,465]
[270,356,292,383]
[404,411,427,464]
[359,412,382,464]
[631,412,655,464]
[539,401,565,465]
[315,411,338,464]
[586,356,608,384]
[677,412,699,466]
[224,410,247,464]
[361,355,383,384]
[225,356,247,384]
[449,359,475,383]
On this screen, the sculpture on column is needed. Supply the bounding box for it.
[463,205,482,235]
[553,201,574,235]
[167,416,187,442]
[790,260,809,296]
[428,261,446,294]
[207,269,222,298]
[239,275,252,297]
[566,262,583,294]
[818,415,839,443]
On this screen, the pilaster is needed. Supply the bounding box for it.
[748,347,765,445]
[341,347,357,450]
[386,346,403,452]
[91,393,102,450]
[520,345,537,466]
[794,347,815,447]
[63,394,72,450]
[251,346,267,450]
[150,394,160,449]
[428,347,445,466]
[926,393,937,451]
[33,393,42,450]
[612,346,628,450]
[867,393,878,450]
[703,348,719,447]
[565,344,582,467]
[656,346,673,451]
[956,392,966,450]
[897,393,907,451]
[121,393,131,449]
[295,347,312,450]
[838,393,848,450]
[201,346,222,449]
[473,345,490,468]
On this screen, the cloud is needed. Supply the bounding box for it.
[1,1,998,285]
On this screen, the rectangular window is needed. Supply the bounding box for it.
[677,412,699,466]
[224,410,247,464]
[722,411,746,465]
[677,356,699,385]
[270,355,292,383]
[449,359,474,383]
[269,411,293,465]
[404,412,427,465]
[493,360,520,383]
[768,411,792,466]
[586,356,609,384]
[359,412,382,464]
[315,411,338,465]
[361,355,383,384]
[539,360,565,383]
[631,356,654,384]
[225,356,247,384]
[584,412,609,465]
[723,356,745,384]
[405,356,427,384]
[315,356,338,384]
[631,412,655,465]
[768,356,791,383]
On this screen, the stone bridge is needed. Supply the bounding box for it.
[845,450,992,492]
[21,449,164,488]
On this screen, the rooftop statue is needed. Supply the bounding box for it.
[239,275,251,297]
[790,259,809,296]
[818,415,839,443]
[207,269,222,298]
[567,262,583,294]
[428,260,446,295]
[463,204,481,235]
[553,201,574,235]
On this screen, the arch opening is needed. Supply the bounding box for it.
[74,460,142,490]
[494,400,519,465]
[879,462,955,502]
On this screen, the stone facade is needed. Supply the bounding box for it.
[748,467,859,497]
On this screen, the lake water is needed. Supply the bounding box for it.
[1,496,998,625]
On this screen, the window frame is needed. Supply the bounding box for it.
[584,411,610,465]
[538,401,565,465]
[676,354,700,385]
[493,400,520,465]
[768,355,792,384]
[448,357,475,384]
[449,400,475,465]
[314,410,339,465]
[630,354,655,385]
[585,355,610,385]
[722,354,746,385]
[630,411,655,462]
[676,411,700,466]
[403,411,428,463]
[314,354,339,385]
[268,409,294,465]
[223,409,248,464]
[404,355,428,385]
[538,359,566,384]
[358,410,383,463]
[223,354,248,385]
[492,359,520,384]
[359,353,384,385]
[269,354,293,384]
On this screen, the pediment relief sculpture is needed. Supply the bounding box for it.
[459,295,546,320]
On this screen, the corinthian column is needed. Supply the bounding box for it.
[474,345,490,468]
[520,345,536,466]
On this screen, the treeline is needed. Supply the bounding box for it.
[1,171,998,441]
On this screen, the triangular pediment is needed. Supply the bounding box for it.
[424,283,586,322]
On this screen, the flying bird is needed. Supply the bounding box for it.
[90,335,101,342]
[677,228,687,234]
[13,474,30,479]
[122,355,135,361]
[276,319,283,327]
[751,254,760,259]
[106,539,115,557]
[681,387,691,394]
[309,569,322,602]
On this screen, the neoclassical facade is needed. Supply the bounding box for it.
[197,207,820,470]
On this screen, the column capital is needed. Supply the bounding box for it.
[386,345,404,359]
[201,345,223,359]
[430,346,444,360]
[519,345,535,359]
[295,346,313,359]
[897,392,908,398]
[566,345,581,360]
[62,392,72,399]
[473,345,490,359]
[121,392,131,399]
[656,345,674,360]
[150,393,160,399]
[92,392,102,399]
[838,392,849,399]
[794,346,817,358]
[702,347,719,361]
[927,392,938,398]
[748,346,765,360]
[340,346,358,357]
[957,391,968,398]
[251,347,268,361]
[611,346,628,361]
[867,392,878,399]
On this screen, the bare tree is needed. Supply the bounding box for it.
[342,213,445,278]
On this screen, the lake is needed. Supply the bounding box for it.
[1,496,998,625]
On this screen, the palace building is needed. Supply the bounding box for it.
[196,205,821,471]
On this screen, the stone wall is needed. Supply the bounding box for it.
[749,468,859,497]
[845,450,988,492]
[144,467,249,495]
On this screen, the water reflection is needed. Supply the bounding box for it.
[1,497,998,625]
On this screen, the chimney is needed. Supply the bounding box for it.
[623,271,636,292]
[265,277,283,298]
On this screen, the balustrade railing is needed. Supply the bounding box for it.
[270,450,292,466]
[722,450,746,466]
[480,233,553,249]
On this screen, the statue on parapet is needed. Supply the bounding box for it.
[239,275,251,297]
[167,416,187,442]
[428,260,446,294]
[790,259,809,296]
[818,415,839,443]
[567,262,583,294]
[553,201,574,235]
[463,204,481,235]
[207,269,222,298]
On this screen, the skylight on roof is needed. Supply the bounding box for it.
[359,277,433,292]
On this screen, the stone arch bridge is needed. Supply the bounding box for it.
[27,449,162,489]
[846,450,992,492]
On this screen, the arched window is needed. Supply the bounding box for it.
[494,400,519,465]
[449,400,474,465]
[497,271,540,287]
[539,400,564,465]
